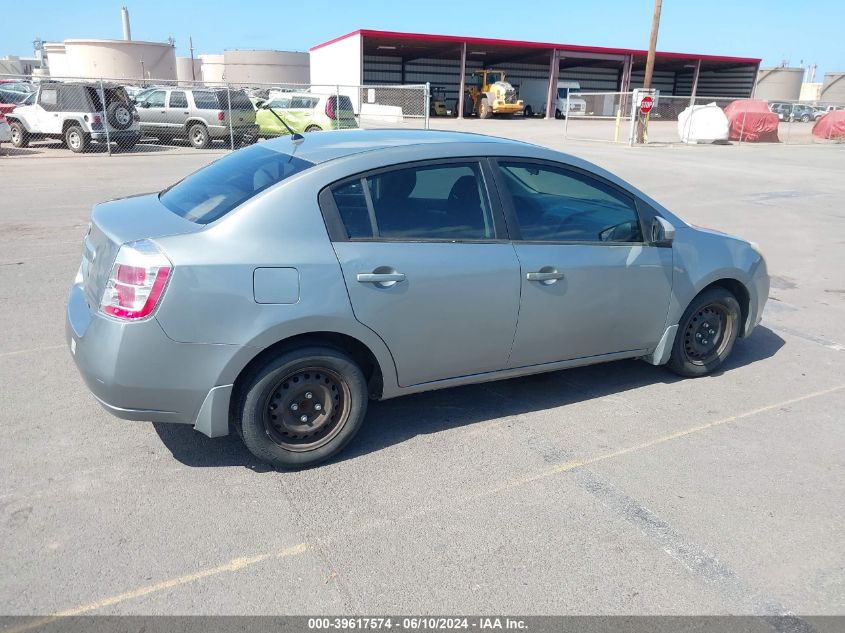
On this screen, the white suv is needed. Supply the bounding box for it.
[7,82,140,152]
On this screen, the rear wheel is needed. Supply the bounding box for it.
[523,105,533,118]
[801,114,810,123]
[237,347,368,469]
[667,287,741,377]
[304,125,322,133]
[9,121,29,147]
[189,123,210,149]
[65,125,89,153]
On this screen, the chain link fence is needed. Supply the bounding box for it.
[0,74,430,156]
[562,91,845,146]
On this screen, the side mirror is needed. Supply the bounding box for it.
[651,216,675,247]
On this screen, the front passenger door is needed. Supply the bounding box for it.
[494,160,673,368]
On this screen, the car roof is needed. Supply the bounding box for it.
[261,129,534,164]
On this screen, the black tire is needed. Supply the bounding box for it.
[65,125,89,153]
[106,102,133,130]
[667,287,742,377]
[479,98,492,119]
[555,109,562,119]
[237,346,368,469]
[304,125,322,133]
[189,123,210,149]
[523,105,533,118]
[9,121,29,148]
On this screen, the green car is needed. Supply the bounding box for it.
[255,92,358,137]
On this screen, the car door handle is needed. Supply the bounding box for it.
[357,272,406,284]
[526,270,565,282]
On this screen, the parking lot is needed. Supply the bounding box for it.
[1,121,844,617]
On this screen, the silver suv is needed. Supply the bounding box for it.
[8,82,140,152]
[67,130,769,469]
[134,87,258,148]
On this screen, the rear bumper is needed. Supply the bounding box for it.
[91,130,141,143]
[66,283,244,435]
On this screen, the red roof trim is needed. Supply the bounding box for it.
[310,28,761,64]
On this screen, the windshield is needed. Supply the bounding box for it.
[159,144,314,224]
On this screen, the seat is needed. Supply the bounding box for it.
[447,175,486,238]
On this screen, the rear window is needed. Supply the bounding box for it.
[220,90,254,110]
[159,144,314,224]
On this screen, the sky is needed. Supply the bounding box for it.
[3,0,843,78]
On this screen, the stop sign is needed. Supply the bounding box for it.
[640,95,654,114]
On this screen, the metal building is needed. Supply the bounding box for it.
[310,29,761,118]
[754,67,803,101]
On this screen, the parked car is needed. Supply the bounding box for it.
[134,87,258,148]
[0,81,36,113]
[789,104,817,123]
[769,102,792,121]
[7,82,140,152]
[256,92,357,137]
[66,129,769,469]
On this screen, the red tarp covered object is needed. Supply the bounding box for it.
[723,100,780,142]
[812,111,845,141]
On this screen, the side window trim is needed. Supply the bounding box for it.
[489,156,647,245]
[319,157,509,243]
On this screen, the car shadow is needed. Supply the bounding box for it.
[153,326,785,470]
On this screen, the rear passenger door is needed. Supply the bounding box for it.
[321,160,521,387]
[165,90,189,133]
[493,159,673,368]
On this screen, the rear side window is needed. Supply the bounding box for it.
[331,162,495,240]
[159,144,314,224]
[290,96,319,109]
[220,90,254,110]
[193,91,218,109]
[498,161,642,243]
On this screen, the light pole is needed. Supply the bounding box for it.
[637,0,662,143]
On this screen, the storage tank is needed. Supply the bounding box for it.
[44,42,69,77]
[820,72,845,104]
[755,67,803,101]
[62,39,176,81]
[176,56,202,82]
[200,54,225,83]
[222,49,309,85]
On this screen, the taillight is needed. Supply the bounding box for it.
[100,240,171,321]
[325,96,336,120]
[217,111,225,121]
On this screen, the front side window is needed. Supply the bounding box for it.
[169,91,188,108]
[146,90,166,108]
[498,161,642,243]
[331,162,495,241]
[159,144,314,224]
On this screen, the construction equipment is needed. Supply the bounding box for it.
[429,87,448,116]
[459,70,524,118]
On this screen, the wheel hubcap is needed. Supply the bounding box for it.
[683,304,732,364]
[263,367,350,452]
[69,132,80,148]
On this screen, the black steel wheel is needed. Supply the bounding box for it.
[238,346,368,469]
[668,287,741,377]
[262,367,351,452]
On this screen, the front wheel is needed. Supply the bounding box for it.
[237,347,368,469]
[304,125,322,133]
[667,287,741,377]
[523,105,533,118]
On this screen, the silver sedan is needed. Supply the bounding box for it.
[67,129,769,468]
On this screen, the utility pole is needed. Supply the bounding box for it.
[637,0,662,142]
[189,36,196,81]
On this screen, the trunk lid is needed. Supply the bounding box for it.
[80,193,202,309]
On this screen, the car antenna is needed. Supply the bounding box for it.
[266,105,304,143]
